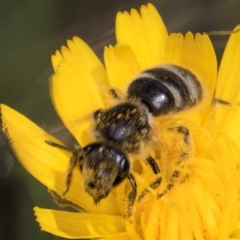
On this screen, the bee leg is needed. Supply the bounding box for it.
[157,170,181,199]
[63,145,84,196]
[167,125,190,143]
[167,125,192,162]
[137,156,162,203]
[157,125,191,199]
[213,98,232,106]
[125,173,137,217]
[45,140,83,196]
[146,156,160,174]
[146,156,162,190]
[109,88,121,99]
[48,190,86,212]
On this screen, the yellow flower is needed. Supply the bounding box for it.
[1,3,240,240]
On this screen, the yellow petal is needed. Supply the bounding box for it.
[50,37,110,145]
[215,106,240,150]
[104,44,140,91]
[100,233,132,240]
[194,33,217,97]
[1,104,119,215]
[116,3,168,70]
[215,26,240,103]
[231,221,240,238]
[164,33,184,64]
[213,26,240,149]
[51,50,64,73]
[164,32,217,125]
[1,104,67,191]
[34,207,126,239]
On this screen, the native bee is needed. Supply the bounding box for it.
[46,64,203,214]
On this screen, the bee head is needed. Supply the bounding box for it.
[82,143,130,203]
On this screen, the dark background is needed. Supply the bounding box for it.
[0,0,239,239]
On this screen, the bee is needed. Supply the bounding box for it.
[46,64,203,215]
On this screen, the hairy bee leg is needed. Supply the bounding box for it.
[156,125,191,199]
[109,88,121,99]
[125,173,137,217]
[45,140,83,196]
[63,153,77,195]
[48,190,86,212]
[167,126,191,161]
[63,146,84,196]
[137,156,162,203]
[146,156,162,190]
[157,170,181,199]
[167,125,190,144]
[146,156,160,174]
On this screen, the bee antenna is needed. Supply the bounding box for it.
[205,25,240,36]
[45,140,72,152]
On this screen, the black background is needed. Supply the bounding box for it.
[0,0,240,239]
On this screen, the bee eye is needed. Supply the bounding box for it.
[93,109,103,120]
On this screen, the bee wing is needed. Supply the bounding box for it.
[212,26,240,149]
[42,114,94,148]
